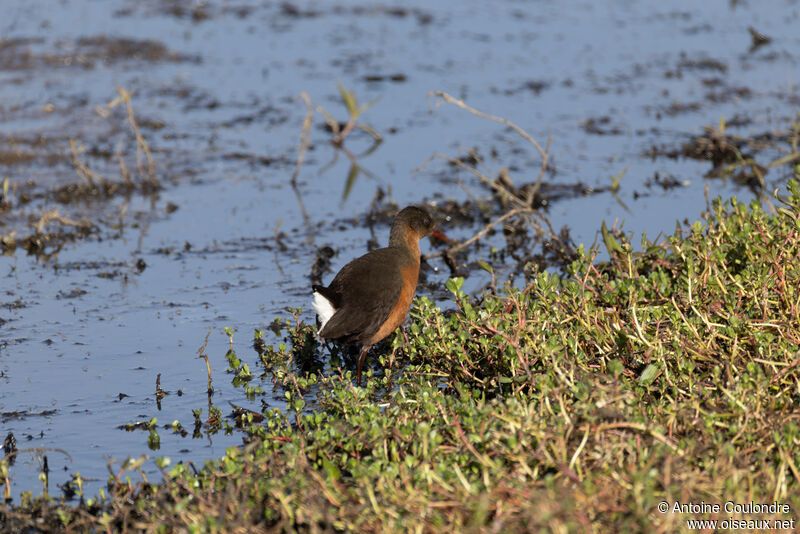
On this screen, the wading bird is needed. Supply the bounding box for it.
[312,206,446,385]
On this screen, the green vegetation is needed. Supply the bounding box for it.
[2,182,800,532]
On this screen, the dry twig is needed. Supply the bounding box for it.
[421,91,564,258]
[428,91,546,158]
[33,208,92,234]
[107,87,157,186]
[69,140,106,187]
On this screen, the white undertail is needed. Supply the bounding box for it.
[312,291,337,334]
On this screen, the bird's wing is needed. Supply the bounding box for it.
[317,248,404,344]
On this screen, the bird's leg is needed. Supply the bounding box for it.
[356,345,370,386]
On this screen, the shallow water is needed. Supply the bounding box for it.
[1,0,798,497]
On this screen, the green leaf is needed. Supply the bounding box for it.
[342,163,359,201]
[477,260,493,274]
[601,221,624,256]
[322,458,341,480]
[639,363,660,385]
[445,277,465,295]
[356,122,383,143]
[337,81,358,115]
[610,166,628,192]
[354,96,381,119]
[607,359,624,377]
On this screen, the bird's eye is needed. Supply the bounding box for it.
[424,217,431,227]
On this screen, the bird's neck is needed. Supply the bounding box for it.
[388,231,421,264]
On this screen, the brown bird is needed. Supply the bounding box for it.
[312,206,446,386]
